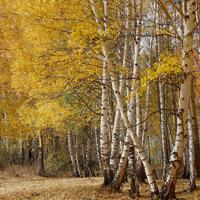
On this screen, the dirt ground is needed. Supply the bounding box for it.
[0,177,200,200]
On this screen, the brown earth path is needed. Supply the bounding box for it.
[0,177,200,200]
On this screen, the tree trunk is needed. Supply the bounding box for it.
[74,134,82,177]
[37,132,45,177]
[188,103,196,191]
[171,85,177,136]
[68,132,79,177]
[100,59,112,184]
[111,133,131,191]
[110,0,129,175]
[52,133,59,154]
[85,131,95,177]
[18,139,25,164]
[110,109,121,174]
[159,83,169,180]
[190,80,200,178]
[142,83,151,146]
[95,128,102,170]
[128,145,139,198]
[181,142,190,179]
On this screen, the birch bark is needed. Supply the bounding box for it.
[68,132,79,177]
[188,103,196,191]
[110,0,130,175]
[159,83,169,180]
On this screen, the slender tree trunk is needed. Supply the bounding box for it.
[27,136,34,165]
[85,131,95,177]
[159,83,169,180]
[74,134,82,177]
[119,125,126,154]
[131,0,147,183]
[81,142,85,172]
[128,145,139,197]
[110,109,121,173]
[135,90,146,182]
[99,0,113,185]
[52,133,59,154]
[182,142,190,179]
[95,128,102,170]
[3,112,9,153]
[100,59,112,184]
[18,138,25,164]
[188,103,196,191]
[111,133,131,191]
[190,80,200,178]
[142,83,151,146]
[107,87,114,143]
[68,132,79,177]
[110,0,129,175]
[37,132,44,176]
[171,86,177,136]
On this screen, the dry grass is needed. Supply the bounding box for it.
[1,165,37,179]
[0,177,200,200]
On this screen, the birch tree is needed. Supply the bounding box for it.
[188,103,196,191]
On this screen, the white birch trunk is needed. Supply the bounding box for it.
[110,109,121,172]
[100,60,111,183]
[89,0,111,183]
[107,89,114,143]
[110,0,129,174]
[142,83,150,146]
[188,103,196,191]
[68,132,79,177]
[159,83,169,180]
[74,135,82,177]
[131,0,146,182]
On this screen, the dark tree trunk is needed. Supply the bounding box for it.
[37,133,45,176]
[52,132,59,154]
[191,81,200,178]
[129,145,139,198]
[18,139,25,164]
[85,129,95,177]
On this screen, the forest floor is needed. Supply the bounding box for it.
[0,176,200,200]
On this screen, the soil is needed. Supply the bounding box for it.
[0,177,200,200]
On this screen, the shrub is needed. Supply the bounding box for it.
[45,151,70,177]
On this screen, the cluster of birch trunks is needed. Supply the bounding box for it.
[89,0,200,199]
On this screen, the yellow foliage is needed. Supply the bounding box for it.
[141,53,182,90]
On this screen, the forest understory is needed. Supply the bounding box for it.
[0,175,200,200]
